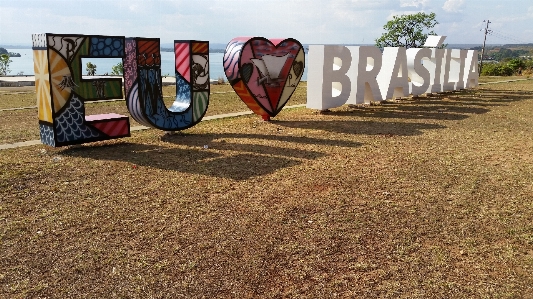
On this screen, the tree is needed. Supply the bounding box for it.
[86,62,97,76]
[480,62,514,76]
[0,54,12,76]
[0,47,21,57]
[111,62,123,75]
[375,12,440,49]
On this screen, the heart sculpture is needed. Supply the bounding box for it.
[224,37,305,120]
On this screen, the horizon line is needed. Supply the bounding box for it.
[1,42,522,48]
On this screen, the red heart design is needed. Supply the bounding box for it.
[224,37,305,119]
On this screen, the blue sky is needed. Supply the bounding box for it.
[0,0,531,46]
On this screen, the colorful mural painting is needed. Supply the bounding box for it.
[31,33,481,148]
[123,38,210,131]
[224,37,305,120]
[32,33,130,147]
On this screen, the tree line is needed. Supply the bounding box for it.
[477,46,533,76]
[0,47,21,57]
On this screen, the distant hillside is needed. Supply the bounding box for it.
[0,47,21,57]
[502,43,533,48]
[479,44,533,61]
[0,45,31,49]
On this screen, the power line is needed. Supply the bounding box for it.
[489,29,531,44]
[479,20,491,73]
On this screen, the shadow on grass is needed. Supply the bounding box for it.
[306,88,533,123]
[473,89,533,102]
[61,134,362,180]
[318,107,482,121]
[275,119,446,136]
[57,87,533,180]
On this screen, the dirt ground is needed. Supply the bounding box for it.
[1,79,533,298]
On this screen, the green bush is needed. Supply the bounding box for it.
[0,54,11,75]
[111,62,123,76]
[481,58,533,76]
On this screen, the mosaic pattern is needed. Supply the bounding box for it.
[123,39,210,131]
[54,95,101,143]
[123,39,138,93]
[48,48,72,113]
[39,124,55,147]
[32,33,130,147]
[32,34,47,48]
[33,49,52,122]
[47,36,86,62]
[224,37,305,120]
[193,91,209,122]
[126,82,151,127]
[223,39,244,82]
[176,75,191,106]
[89,37,124,56]
[71,37,124,101]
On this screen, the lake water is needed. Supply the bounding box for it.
[5,48,308,81]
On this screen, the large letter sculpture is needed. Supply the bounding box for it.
[224,37,305,120]
[123,38,210,130]
[32,34,130,147]
[307,36,479,110]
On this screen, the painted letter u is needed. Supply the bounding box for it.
[123,38,210,131]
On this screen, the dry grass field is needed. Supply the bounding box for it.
[0,83,307,145]
[1,78,533,298]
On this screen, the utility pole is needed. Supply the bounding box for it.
[479,20,491,74]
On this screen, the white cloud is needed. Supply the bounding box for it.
[386,10,421,20]
[400,0,428,8]
[442,0,465,13]
[1,0,532,46]
[348,0,395,10]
